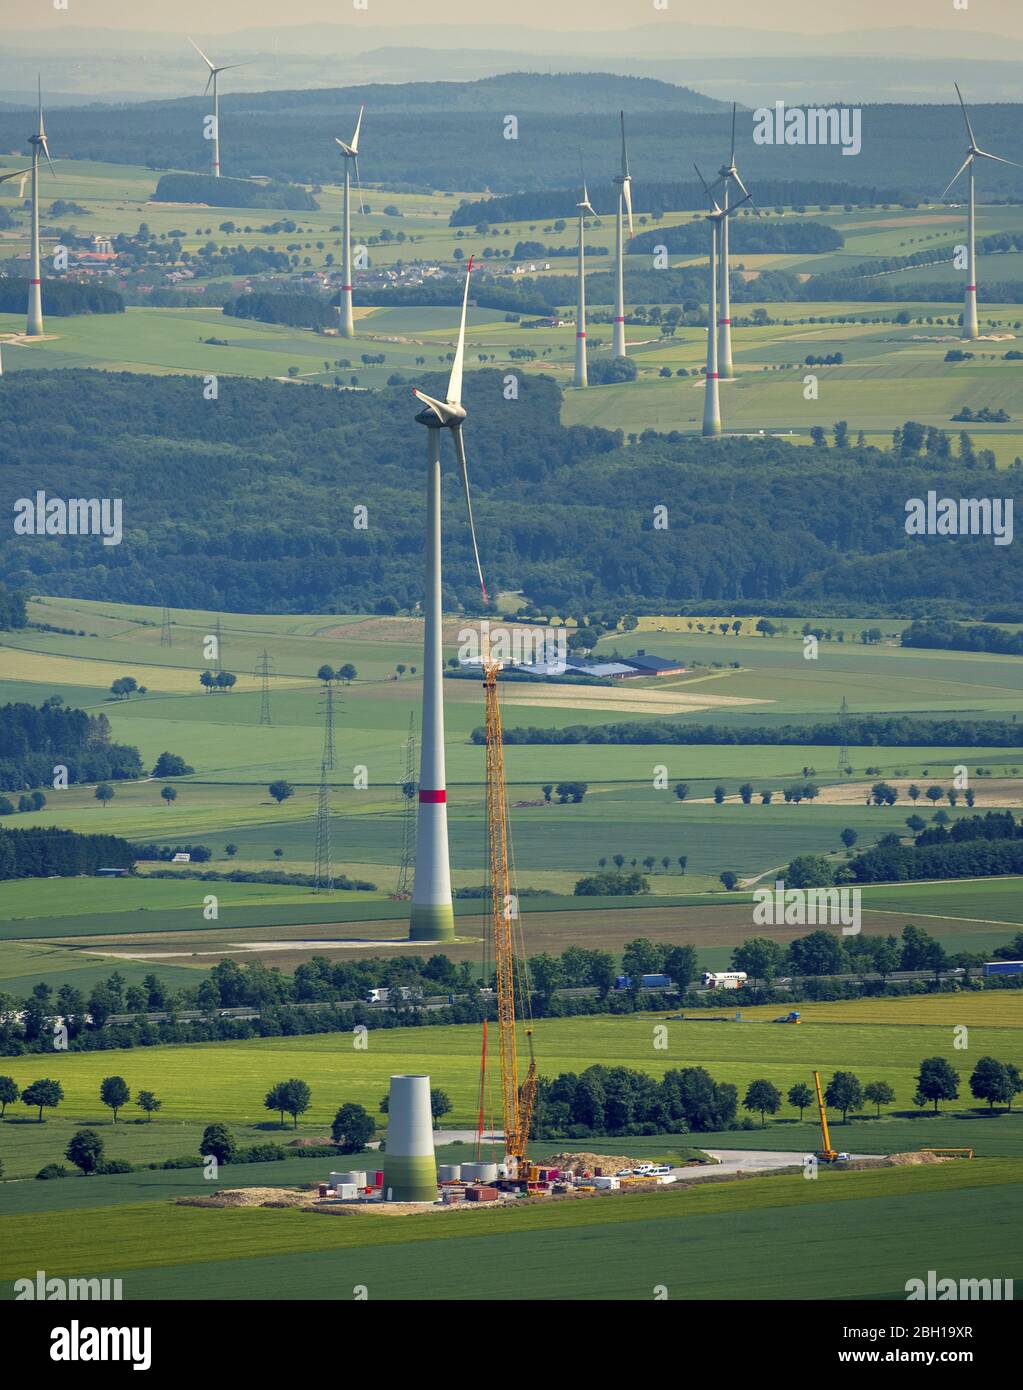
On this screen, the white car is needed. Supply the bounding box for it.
[632,1164,655,1175]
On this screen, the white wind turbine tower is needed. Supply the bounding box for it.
[189,38,246,178]
[26,82,55,338]
[695,164,749,438]
[0,163,32,364]
[611,111,634,359]
[716,103,753,380]
[574,159,596,388]
[407,256,487,941]
[941,83,1022,341]
[335,106,365,339]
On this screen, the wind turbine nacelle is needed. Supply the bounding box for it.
[413,390,466,429]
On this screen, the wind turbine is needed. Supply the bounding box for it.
[335,106,364,339]
[574,158,596,388]
[189,38,246,178]
[0,164,32,364]
[611,111,633,359]
[695,164,749,438]
[26,81,55,338]
[941,83,1022,341]
[716,103,753,380]
[407,256,487,941]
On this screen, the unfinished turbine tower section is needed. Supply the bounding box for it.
[611,112,633,360]
[335,106,364,338]
[26,80,55,338]
[382,1074,437,1202]
[407,257,487,942]
[941,83,1022,342]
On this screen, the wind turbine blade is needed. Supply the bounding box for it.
[730,102,737,166]
[694,162,713,199]
[204,71,214,97]
[724,192,751,217]
[412,388,456,424]
[732,170,752,201]
[954,82,977,148]
[452,427,488,602]
[354,157,364,215]
[976,149,1023,169]
[189,37,216,71]
[351,104,364,154]
[619,111,629,179]
[445,255,473,407]
[940,155,972,199]
[623,178,633,237]
[0,166,33,186]
[41,143,56,178]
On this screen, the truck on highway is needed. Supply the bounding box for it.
[983,960,1023,977]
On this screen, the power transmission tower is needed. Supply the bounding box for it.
[319,682,336,770]
[837,696,850,774]
[160,607,172,647]
[393,713,417,900]
[256,650,273,726]
[214,614,224,675]
[313,761,334,892]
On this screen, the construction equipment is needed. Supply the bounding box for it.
[772,1010,801,1024]
[813,1069,842,1162]
[482,651,537,1176]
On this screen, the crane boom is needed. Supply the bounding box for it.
[483,657,534,1170]
[813,1069,836,1161]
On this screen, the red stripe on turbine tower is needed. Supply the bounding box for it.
[419,789,446,803]
[967,285,977,291]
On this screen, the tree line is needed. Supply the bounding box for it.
[488,716,1023,748]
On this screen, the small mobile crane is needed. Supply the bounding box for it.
[813,1070,849,1164]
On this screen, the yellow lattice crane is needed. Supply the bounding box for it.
[483,654,537,1175]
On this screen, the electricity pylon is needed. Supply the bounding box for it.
[256,650,273,726]
[313,760,333,892]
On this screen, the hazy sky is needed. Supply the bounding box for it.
[7,0,1023,35]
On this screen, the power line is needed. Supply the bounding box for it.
[393,712,417,900]
[313,760,333,892]
[256,649,273,726]
[319,682,336,770]
[837,695,850,774]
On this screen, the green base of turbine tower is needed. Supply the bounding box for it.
[408,902,455,942]
[381,1152,438,1202]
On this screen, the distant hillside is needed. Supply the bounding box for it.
[151,173,318,210]
[0,369,1019,618]
[1,81,1016,198]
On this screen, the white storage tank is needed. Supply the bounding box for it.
[437,1164,461,1181]
[476,1163,499,1183]
[329,1171,355,1187]
[347,1170,368,1188]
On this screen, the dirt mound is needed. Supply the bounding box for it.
[540,1151,638,1175]
[177,1186,319,1209]
[887,1150,952,1167]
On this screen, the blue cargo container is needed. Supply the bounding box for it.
[615,973,673,990]
[983,960,1023,976]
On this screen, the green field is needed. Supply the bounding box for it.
[2,995,1019,1176]
[1,1157,1018,1300]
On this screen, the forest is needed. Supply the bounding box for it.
[0,277,123,317]
[0,826,135,880]
[489,717,1023,748]
[151,173,319,210]
[0,701,144,793]
[901,619,1023,657]
[1,370,1021,616]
